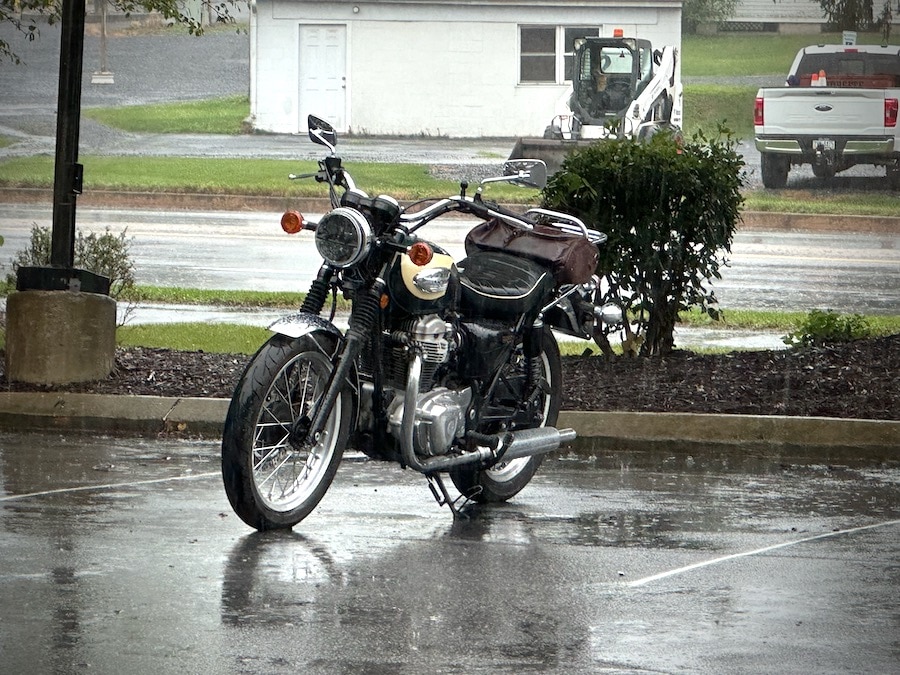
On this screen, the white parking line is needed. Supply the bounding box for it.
[0,472,220,502]
[627,518,900,587]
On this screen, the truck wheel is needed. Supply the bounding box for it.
[760,153,789,189]
[811,164,836,180]
[888,165,900,191]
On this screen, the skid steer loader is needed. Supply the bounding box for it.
[509,31,683,173]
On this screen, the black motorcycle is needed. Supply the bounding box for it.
[222,115,614,530]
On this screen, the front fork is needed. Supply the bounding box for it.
[292,271,386,445]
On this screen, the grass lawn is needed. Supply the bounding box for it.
[681,31,891,77]
[83,96,250,135]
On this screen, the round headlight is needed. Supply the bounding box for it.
[314,207,373,268]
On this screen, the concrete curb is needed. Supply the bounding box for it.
[1,393,896,461]
[0,392,229,437]
[558,411,900,463]
[2,189,898,233]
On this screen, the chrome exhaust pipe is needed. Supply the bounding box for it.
[400,353,576,474]
[495,426,577,462]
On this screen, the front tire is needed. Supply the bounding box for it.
[222,334,350,531]
[449,326,562,503]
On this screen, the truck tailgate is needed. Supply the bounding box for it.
[758,88,889,136]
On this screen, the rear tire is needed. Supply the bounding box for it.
[222,334,350,531]
[888,164,900,191]
[811,163,836,180]
[760,153,789,189]
[449,326,562,503]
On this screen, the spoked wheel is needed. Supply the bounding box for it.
[222,333,351,531]
[449,325,562,503]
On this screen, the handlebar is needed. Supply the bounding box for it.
[400,196,605,244]
[296,156,603,245]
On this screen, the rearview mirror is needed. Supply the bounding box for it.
[307,115,337,152]
[503,159,548,189]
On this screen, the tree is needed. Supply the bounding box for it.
[817,0,895,40]
[540,129,745,358]
[1,0,243,64]
[682,0,739,33]
[817,0,874,30]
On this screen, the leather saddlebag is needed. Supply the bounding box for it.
[465,218,599,286]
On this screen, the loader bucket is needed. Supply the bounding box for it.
[508,137,595,174]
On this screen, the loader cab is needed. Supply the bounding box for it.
[571,36,653,125]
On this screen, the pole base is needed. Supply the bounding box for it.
[5,290,116,385]
[16,266,110,294]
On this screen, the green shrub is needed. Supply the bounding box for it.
[540,128,745,357]
[783,309,873,348]
[7,225,136,300]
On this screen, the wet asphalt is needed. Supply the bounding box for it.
[1,431,899,674]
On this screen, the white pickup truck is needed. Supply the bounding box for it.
[754,43,900,189]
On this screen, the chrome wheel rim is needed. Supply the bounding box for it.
[485,348,553,480]
[251,351,340,512]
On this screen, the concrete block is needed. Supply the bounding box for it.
[5,290,116,385]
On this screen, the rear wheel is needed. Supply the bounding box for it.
[449,326,562,503]
[888,164,900,191]
[811,163,836,180]
[222,334,350,531]
[760,152,789,189]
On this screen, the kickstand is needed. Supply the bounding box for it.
[426,473,479,518]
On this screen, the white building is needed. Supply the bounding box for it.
[726,0,826,32]
[248,0,683,138]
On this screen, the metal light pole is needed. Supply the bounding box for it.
[7,0,115,386]
[16,0,108,293]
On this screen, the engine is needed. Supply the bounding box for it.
[380,314,473,457]
[385,314,454,393]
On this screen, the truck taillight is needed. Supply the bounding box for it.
[886,99,899,128]
[754,97,764,126]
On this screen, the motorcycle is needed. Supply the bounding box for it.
[221,115,617,530]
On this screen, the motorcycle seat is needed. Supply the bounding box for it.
[457,251,555,316]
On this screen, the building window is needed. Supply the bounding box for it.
[520,25,599,84]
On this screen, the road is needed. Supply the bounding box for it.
[2,205,899,315]
[1,431,898,673]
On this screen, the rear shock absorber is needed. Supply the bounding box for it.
[525,319,544,397]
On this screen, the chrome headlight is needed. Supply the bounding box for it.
[314,207,373,268]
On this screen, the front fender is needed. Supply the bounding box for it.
[267,312,360,438]
[268,312,344,340]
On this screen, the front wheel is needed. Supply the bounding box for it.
[449,326,562,503]
[222,333,351,530]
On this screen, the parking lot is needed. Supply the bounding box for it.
[1,431,898,673]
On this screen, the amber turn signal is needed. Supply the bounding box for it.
[280,210,305,234]
[407,242,433,266]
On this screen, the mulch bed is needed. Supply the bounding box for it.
[1,335,897,421]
